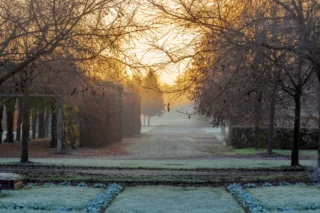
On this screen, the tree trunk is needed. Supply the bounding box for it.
[267,93,276,155]
[317,70,320,167]
[254,99,262,150]
[5,98,15,143]
[21,92,30,163]
[221,123,226,135]
[50,101,57,148]
[291,94,301,166]
[44,109,50,138]
[16,99,23,141]
[148,115,150,127]
[31,108,37,139]
[0,102,3,144]
[56,102,63,153]
[318,84,320,167]
[38,108,45,138]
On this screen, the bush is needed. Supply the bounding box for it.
[122,89,141,137]
[230,126,319,149]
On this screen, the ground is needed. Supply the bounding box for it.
[0,123,316,160]
[1,184,320,213]
[0,186,103,211]
[106,186,244,213]
[247,185,320,212]
[0,121,318,212]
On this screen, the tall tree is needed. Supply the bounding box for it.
[0,0,142,86]
[140,70,165,126]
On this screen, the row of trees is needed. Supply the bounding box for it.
[0,98,54,144]
[0,0,147,162]
[146,0,320,166]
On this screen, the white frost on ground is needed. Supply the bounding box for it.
[247,186,320,212]
[0,173,23,181]
[106,186,245,213]
[3,210,82,213]
[0,158,314,169]
[267,211,320,213]
[0,186,103,211]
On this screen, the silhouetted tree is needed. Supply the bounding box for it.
[141,70,165,126]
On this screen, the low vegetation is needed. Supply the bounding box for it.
[247,185,320,212]
[0,158,315,170]
[0,186,103,211]
[107,186,244,213]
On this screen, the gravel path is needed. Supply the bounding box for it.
[121,124,226,160]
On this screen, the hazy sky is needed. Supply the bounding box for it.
[125,1,201,85]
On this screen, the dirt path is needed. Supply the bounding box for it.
[0,123,227,160]
[0,164,309,186]
[119,124,227,160]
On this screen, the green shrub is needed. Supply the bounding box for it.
[230,126,319,149]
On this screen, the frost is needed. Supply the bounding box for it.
[60,182,71,187]
[92,183,106,188]
[243,183,257,189]
[227,184,265,212]
[277,206,293,211]
[262,182,272,187]
[43,182,56,187]
[279,182,290,187]
[84,183,123,212]
[77,182,88,187]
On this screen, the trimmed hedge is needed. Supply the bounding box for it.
[230,126,319,149]
[122,89,141,137]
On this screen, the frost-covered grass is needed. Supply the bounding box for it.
[233,148,317,156]
[0,158,314,169]
[247,185,320,211]
[0,186,103,211]
[0,173,23,180]
[227,184,265,212]
[266,211,320,213]
[3,210,82,213]
[106,186,245,213]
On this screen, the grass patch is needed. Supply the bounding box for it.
[106,186,244,213]
[3,210,82,213]
[233,148,317,156]
[0,186,103,211]
[247,185,320,211]
[0,158,315,169]
[266,211,320,213]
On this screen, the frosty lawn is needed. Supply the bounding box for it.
[0,158,314,169]
[4,210,82,213]
[0,186,103,211]
[106,186,245,213]
[246,185,320,212]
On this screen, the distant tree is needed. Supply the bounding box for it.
[141,70,165,126]
[0,101,3,144]
[16,99,22,141]
[4,98,16,143]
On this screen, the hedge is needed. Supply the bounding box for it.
[122,89,141,137]
[229,126,319,149]
[78,82,123,147]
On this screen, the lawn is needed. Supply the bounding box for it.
[233,148,317,156]
[0,186,103,211]
[246,185,320,212]
[106,186,244,213]
[0,158,315,169]
[4,210,82,213]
